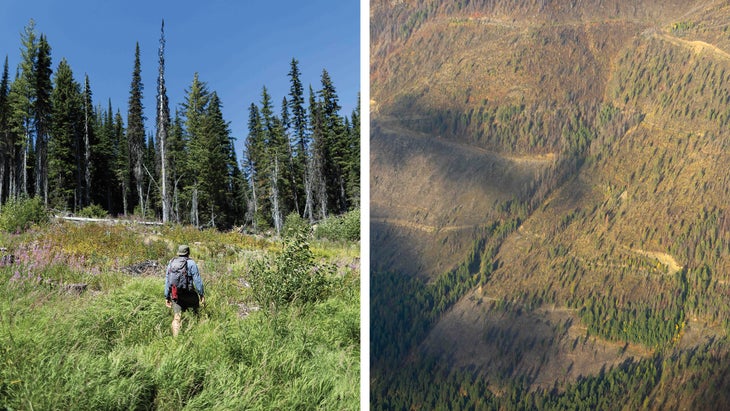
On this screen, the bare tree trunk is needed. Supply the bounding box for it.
[270,156,282,236]
[157,20,170,223]
[160,135,169,222]
[173,174,181,223]
[312,148,327,220]
[303,153,314,223]
[122,180,128,216]
[8,144,15,201]
[285,137,299,216]
[35,135,43,202]
[190,185,199,228]
[0,157,5,211]
[21,128,28,196]
[145,178,153,220]
[136,167,144,217]
[250,170,258,232]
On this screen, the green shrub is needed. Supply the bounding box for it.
[0,196,50,233]
[282,212,311,238]
[314,209,360,242]
[77,204,109,219]
[248,232,335,310]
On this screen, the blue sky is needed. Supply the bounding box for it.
[0,0,360,155]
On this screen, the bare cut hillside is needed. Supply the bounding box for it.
[371,0,730,406]
[417,7,730,393]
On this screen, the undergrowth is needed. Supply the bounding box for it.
[0,220,359,410]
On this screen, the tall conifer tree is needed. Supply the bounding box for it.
[81,75,94,207]
[245,103,264,229]
[347,93,361,207]
[92,99,117,211]
[156,19,171,222]
[259,86,285,231]
[113,109,129,215]
[308,85,327,219]
[201,92,234,228]
[49,58,82,210]
[182,73,210,227]
[0,57,10,206]
[317,69,348,214]
[34,34,52,204]
[168,109,186,223]
[281,96,300,216]
[7,70,22,200]
[288,58,309,217]
[13,20,38,197]
[127,42,145,215]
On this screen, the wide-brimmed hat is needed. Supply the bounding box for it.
[177,245,190,256]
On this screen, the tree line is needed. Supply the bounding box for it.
[0,19,359,231]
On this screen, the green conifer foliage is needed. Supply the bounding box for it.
[34,34,52,204]
[48,59,82,210]
[127,42,145,215]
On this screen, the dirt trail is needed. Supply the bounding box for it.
[371,217,477,233]
[629,248,683,274]
[375,115,556,165]
[652,30,730,61]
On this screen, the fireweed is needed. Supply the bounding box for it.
[4,240,101,289]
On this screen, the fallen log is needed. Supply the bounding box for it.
[54,215,163,226]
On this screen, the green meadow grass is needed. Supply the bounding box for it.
[0,221,359,410]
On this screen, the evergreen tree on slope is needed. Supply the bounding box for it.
[127,42,145,216]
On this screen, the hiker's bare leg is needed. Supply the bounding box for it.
[172,312,182,337]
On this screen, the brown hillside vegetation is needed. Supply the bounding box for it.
[371,115,552,278]
[371,0,730,408]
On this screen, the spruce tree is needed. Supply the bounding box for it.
[228,140,247,228]
[182,72,210,227]
[113,109,129,215]
[200,92,234,228]
[259,86,291,232]
[81,75,94,208]
[0,57,10,206]
[288,58,309,217]
[34,34,52,204]
[167,109,186,223]
[13,20,38,197]
[308,85,327,219]
[317,69,348,214]
[288,58,308,156]
[92,99,117,212]
[346,93,360,208]
[127,42,145,215]
[245,102,265,230]
[7,70,23,200]
[49,58,82,210]
[156,19,171,222]
[281,96,300,216]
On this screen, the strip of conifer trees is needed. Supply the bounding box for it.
[0,20,359,231]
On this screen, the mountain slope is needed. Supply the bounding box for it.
[371,0,730,408]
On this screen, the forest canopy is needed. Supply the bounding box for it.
[0,19,360,231]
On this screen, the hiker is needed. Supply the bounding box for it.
[164,245,205,337]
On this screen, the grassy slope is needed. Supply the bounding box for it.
[0,221,359,410]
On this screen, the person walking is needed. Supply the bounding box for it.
[164,244,205,337]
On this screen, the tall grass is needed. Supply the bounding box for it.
[0,221,359,410]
